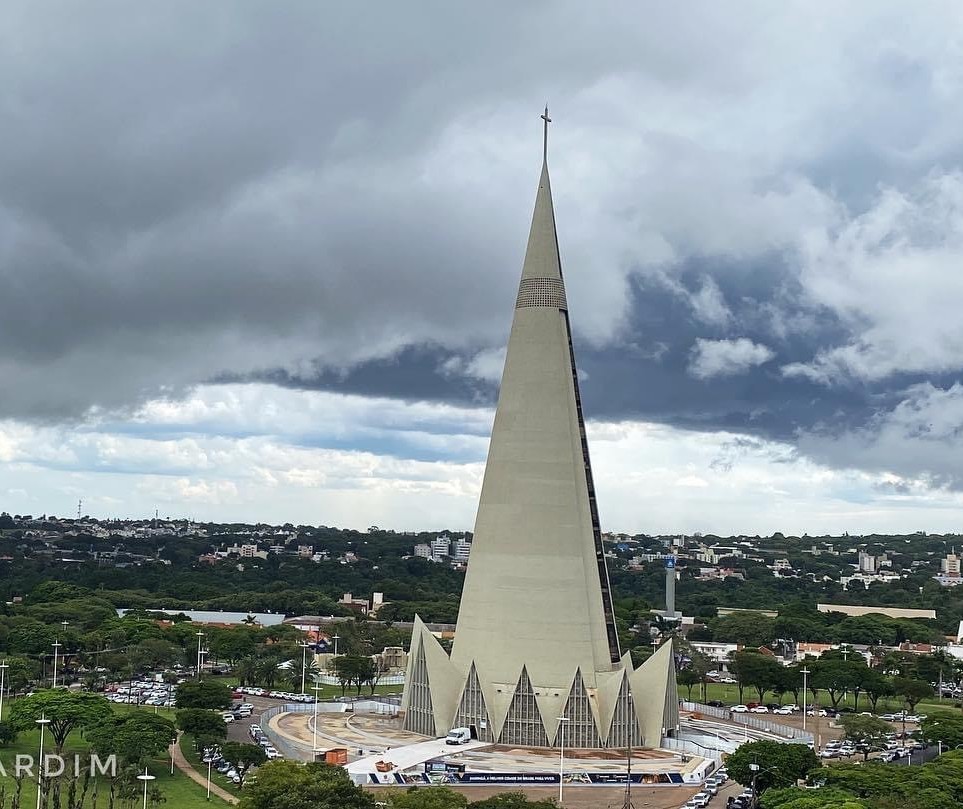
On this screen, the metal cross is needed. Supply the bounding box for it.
[541,105,551,162]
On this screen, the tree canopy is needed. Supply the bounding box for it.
[86,711,177,765]
[238,760,375,809]
[726,740,820,792]
[175,678,234,710]
[9,689,112,753]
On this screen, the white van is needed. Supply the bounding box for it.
[445,727,471,745]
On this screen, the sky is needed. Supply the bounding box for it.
[4,2,963,535]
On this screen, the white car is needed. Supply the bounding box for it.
[773,707,794,715]
[750,706,769,713]
[730,705,749,712]
[221,713,235,723]
[719,677,736,684]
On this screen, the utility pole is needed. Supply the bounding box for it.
[801,667,810,733]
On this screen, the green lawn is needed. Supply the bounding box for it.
[0,722,231,807]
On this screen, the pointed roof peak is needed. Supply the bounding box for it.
[540,105,552,165]
[520,110,562,283]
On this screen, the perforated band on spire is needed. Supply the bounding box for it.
[515,277,567,310]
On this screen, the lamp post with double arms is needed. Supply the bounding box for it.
[195,631,205,679]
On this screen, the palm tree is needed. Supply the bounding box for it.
[235,657,258,687]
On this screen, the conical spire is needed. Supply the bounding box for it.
[520,162,563,282]
[403,113,676,749]
[449,108,620,730]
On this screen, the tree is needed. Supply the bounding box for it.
[220,742,267,789]
[87,712,177,766]
[238,760,375,809]
[175,678,233,710]
[838,714,892,760]
[0,657,35,695]
[726,740,820,793]
[892,677,933,712]
[712,613,777,648]
[863,672,894,713]
[0,721,17,746]
[331,655,353,696]
[9,690,112,754]
[678,667,700,701]
[175,709,227,746]
[730,651,783,704]
[811,660,863,710]
[919,714,963,749]
[388,786,468,809]
[760,786,868,808]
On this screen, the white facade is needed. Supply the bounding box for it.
[942,551,961,577]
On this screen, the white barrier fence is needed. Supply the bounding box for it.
[662,736,724,763]
[681,701,815,744]
[316,673,406,686]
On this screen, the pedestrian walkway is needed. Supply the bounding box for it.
[169,734,239,805]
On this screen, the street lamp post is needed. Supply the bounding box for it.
[137,766,155,809]
[0,660,8,722]
[195,632,205,679]
[801,667,810,733]
[557,716,570,806]
[332,634,340,656]
[207,755,212,800]
[35,713,51,809]
[51,641,62,688]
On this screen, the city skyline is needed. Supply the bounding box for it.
[4,4,963,533]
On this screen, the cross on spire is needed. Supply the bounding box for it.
[541,105,551,163]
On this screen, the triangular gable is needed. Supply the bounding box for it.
[555,668,601,748]
[401,626,436,736]
[629,639,674,747]
[401,616,461,737]
[499,666,549,746]
[595,667,625,737]
[453,662,494,742]
[605,670,642,749]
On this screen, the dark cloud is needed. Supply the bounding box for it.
[4,2,963,492]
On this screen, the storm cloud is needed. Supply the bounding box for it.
[4,2,963,524]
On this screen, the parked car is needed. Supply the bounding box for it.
[731,705,749,713]
[750,706,769,713]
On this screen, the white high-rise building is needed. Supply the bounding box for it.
[402,114,678,750]
[452,538,471,563]
[430,535,451,561]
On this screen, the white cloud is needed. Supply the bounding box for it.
[689,338,775,379]
[785,172,963,383]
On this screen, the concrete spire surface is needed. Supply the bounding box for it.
[402,112,677,749]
